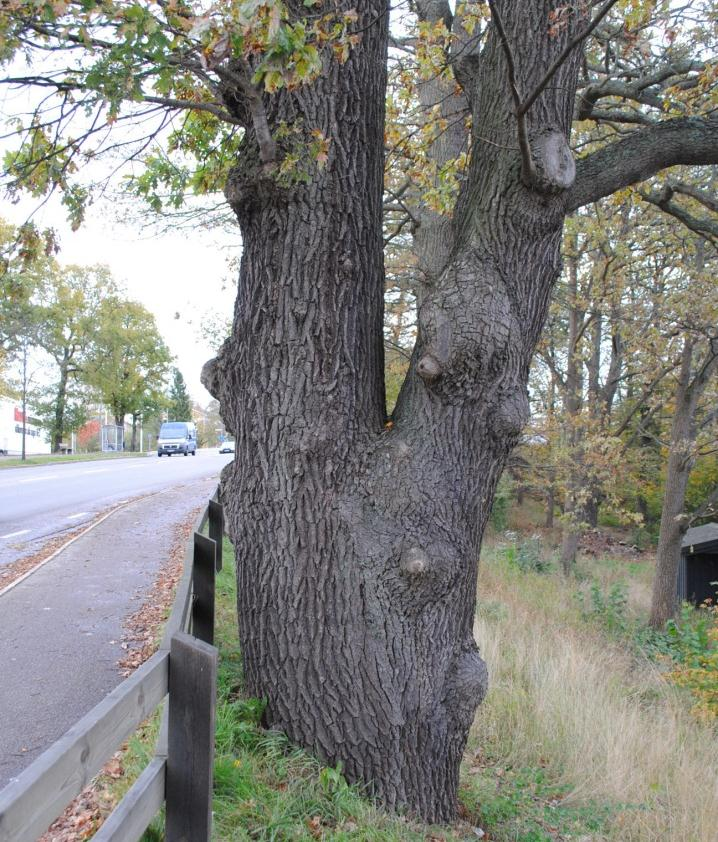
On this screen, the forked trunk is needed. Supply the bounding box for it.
[205,0,581,822]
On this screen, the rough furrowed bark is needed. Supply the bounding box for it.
[202,0,583,824]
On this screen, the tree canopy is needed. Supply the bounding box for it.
[2,1,716,225]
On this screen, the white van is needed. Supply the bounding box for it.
[157,421,197,456]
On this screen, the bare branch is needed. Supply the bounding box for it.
[575,59,703,120]
[640,183,718,247]
[689,484,718,526]
[670,181,718,214]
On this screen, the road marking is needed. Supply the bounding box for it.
[0,490,163,599]
[66,512,89,520]
[1,529,30,539]
[18,475,60,484]
[81,469,109,475]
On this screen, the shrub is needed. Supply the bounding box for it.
[577,581,629,635]
[502,535,553,574]
[665,603,718,721]
[637,601,718,722]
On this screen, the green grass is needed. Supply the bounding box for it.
[460,762,614,842]
[0,451,149,469]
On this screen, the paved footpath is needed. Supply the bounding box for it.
[0,476,218,789]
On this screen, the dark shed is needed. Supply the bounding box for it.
[679,523,718,605]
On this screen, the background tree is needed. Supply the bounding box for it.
[3,0,718,822]
[648,239,718,627]
[167,367,193,422]
[194,398,224,447]
[84,298,172,449]
[33,264,116,451]
[0,219,54,393]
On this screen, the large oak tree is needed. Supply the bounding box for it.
[3,0,718,821]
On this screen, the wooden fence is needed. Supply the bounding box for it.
[0,491,225,842]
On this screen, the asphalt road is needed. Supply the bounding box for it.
[0,476,220,789]
[0,449,233,567]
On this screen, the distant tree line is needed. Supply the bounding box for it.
[0,217,196,453]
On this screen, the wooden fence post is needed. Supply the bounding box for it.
[208,499,224,572]
[165,632,217,842]
[192,533,216,645]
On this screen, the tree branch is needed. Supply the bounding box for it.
[639,184,718,247]
[519,0,621,117]
[670,181,718,214]
[689,484,718,526]
[575,59,703,120]
[487,0,535,183]
[566,116,718,211]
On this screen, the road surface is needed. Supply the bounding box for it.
[0,449,233,567]
[0,477,220,788]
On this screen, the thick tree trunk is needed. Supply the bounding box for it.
[205,0,581,822]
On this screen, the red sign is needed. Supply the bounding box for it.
[14,407,25,423]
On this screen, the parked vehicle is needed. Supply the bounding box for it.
[219,440,235,454]
[157,421,197,456]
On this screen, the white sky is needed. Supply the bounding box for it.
[4,195,240,404]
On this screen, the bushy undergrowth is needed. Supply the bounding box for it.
[577,580,630,635]
[501,534,553,574]
[640,602,718,722]
[574,571,718,723]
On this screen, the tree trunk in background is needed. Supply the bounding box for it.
[130,413,139,452]
[650,338,718,627]
[559,247,585,574]
[205,0,582,821]
[52,359,69,453]
[545,486,555,529]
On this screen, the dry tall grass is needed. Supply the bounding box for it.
[472,547,718,842]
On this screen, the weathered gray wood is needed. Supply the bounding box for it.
[157,491,218,764]
[91,758,165,842]
[161,559,193,647]
[155,701,170,762]
[160,499,213,649]
[0,651,169,842]
[191,533,216,645]
[165,632,217,842]
[208,499,224,572]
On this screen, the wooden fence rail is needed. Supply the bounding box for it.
[0,488,224,842]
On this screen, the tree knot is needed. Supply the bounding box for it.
[400,545,430,576]
[529,129,575,194]
[442,645,489,727]
[417,353,443,382]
